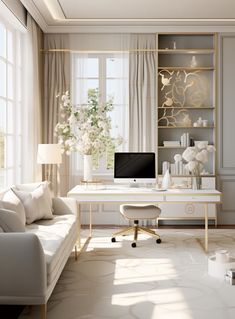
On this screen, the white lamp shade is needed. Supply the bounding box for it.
[37,144,62,164]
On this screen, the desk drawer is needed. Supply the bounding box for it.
[165,195,221,202]
[158,203,216,218]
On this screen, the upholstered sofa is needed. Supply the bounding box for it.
[0,182,79,319]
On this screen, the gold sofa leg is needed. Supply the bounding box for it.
[41,304,47,319]
[75,244,78,261]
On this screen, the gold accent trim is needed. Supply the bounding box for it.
[157,217,216,220]
[158,67,214,70]
[158,125,215,128]
[158,49,215,54]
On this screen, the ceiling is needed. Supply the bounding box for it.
[20,0,235,33]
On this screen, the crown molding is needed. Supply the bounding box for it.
[0,0,27,32]
[20,0,235,33]
[20,0,48,32]
[43,24,235,34]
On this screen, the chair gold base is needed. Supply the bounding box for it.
[111,221,161,247]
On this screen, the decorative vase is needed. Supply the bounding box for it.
[191,175,201,190]
[83,154,93,182]
[161,169,172,190]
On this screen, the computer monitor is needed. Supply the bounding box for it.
[114,152,156,185]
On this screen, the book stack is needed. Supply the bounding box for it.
[180,133,190,147]
[225,269,235,285]
[170,162,188,175]
[163,141,180,147]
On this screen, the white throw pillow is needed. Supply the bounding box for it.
[15,181,53,211]
[12,184,53,224]
[0,189,26,225]
[0,208,25,232]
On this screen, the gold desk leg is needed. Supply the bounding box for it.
[77,203,81,249]
[89,204,92,238]
[205,203,208,253]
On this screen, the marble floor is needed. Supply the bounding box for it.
[20,228,235,319]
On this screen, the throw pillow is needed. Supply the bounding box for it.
[0,208,25,232]
[0,189,26,225]
[15,181,53,212]
[12,184,53,224]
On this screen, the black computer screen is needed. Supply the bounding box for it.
[114,152,156,178]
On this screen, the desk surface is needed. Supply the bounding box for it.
[68,185,222,203]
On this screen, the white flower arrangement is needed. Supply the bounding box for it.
[55,89,123,156]
[182,141,215,175]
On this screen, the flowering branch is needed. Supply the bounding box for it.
[55,89,123,156]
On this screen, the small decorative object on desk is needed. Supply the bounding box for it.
[55,89,123,182]
[81,179,103,190]
[182,141,215,190]
[161,169,172,190]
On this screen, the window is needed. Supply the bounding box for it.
[71,53,129,175]
[0,20,23,189]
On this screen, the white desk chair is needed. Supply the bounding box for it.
[111,204,162,248]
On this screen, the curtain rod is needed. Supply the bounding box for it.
[40,49,158,53]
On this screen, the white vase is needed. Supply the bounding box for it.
[161,169,171,189]
[83,154,93,182]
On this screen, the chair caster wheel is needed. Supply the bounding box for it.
[156,238,161,244]
[111,237,116,242]
[131,242,137,248]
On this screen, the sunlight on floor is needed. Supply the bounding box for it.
[114,258,178,284]
[111,288,193,316]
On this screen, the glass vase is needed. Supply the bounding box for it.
[191,175,202,190]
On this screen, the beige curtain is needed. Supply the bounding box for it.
[22,13,43,182]
[129,34,157,152]
[43,34,70,196]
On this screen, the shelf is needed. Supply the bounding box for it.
[158,49,215,54]
[158,174,216,178]
[158,146,186,149]
[158,106,215,109]
[158,126,215,129]
[158,67,214,71]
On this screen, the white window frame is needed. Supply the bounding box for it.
[71,52,129,178]
[0,18,23,189]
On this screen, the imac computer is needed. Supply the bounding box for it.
[114,152,156,186]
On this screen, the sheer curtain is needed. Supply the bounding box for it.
[22,13,43,182]
[43,34,70,196]
[129,34,157,152]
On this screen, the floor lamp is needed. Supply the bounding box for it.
[37,144,62,195]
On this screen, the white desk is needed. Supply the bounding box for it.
[67,185,222,253]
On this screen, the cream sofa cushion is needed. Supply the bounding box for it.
[12,184,53,224]
[0,189,26,225]
[26,214,77,285]
[0,208,25,232]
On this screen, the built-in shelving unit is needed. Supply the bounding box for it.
[156,33,217,225]
[157,33,217,177]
